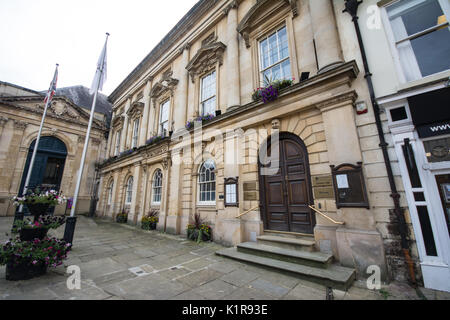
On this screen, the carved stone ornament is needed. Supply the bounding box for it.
[127,101,144,119]
[223,0,240,15]
[161,157,170,170]
[150,70,179,100]
[112,115,125,129]
[186,41,226,83]
[13,120,27,130]
[271,118,281,130]
[0,116,8,126]
[237,0,298,48]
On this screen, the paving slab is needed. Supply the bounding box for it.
[220,269,260,287]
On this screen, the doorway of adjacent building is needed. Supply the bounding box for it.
[18,136,67,215]
[259,132,315,234]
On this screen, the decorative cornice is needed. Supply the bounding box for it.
[150,70,179,99]
[127,101,145,119]
[313,91,359,112]
[186,41,226,83]
[112,115,125,129]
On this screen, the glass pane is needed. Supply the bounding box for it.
[271,64,281,81]
[268,33,279,66]
[211,189,215,201]
[160,101,169,122]
[409,28,450,77]
[417,206,438,256]
[278,27,289,60]
[388,0,444,38]
[260,39,269,69]
[281,59,291,80]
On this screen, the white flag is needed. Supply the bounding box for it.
[90,35,108,95]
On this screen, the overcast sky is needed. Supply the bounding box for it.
[0,0,199,96]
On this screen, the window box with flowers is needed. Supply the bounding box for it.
[186,213,212,243]
[0,237,71,281]
[12,188,67,221]
[141,210,159,230]
[146,134,165,146]
[185,114,216,130]
[252,78,294,103]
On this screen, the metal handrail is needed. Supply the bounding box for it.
[236,205,259,219]
[308,205,345,225]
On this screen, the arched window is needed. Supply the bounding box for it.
[125,176,133,204]
[107,180,114,205]
[198,160,216,204]
[152,169,163,204]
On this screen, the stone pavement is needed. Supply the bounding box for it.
[0,216,448,300]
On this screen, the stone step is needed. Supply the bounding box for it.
[257,235,316,252]
[216,247,355,291]
[237,242,333,269]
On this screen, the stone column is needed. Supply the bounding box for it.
[121,97,132,152]
[161,158,171,232]
[167,149,183,233]
[111,170,120,216]
[225,1,240,109]
[138,165,149,223]
[130,162,142,224]
[174,44,190,133]
[0,116,8,139]
[140,78,153,146]
[148,99,157,137]
[8,120,28,194]
[105,127,113,158]
[309,0,343,73]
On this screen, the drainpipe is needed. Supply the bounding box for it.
[343,0,417,286]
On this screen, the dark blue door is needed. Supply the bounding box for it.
[18,136,67,215]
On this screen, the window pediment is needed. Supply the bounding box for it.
[237,0,298,48]
[112,115,125,128]
[186,41,226,83]
[150,70,179,100]
[127,101,144,119]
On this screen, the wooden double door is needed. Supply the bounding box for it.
[259,133,315,234]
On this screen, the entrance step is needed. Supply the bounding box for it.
[216,247,356,291]
[237,242,333,269]
[257,235,316,252]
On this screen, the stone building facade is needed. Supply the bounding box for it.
[0,81,111,217]
[96,0,427,285]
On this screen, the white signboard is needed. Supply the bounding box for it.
[336,174,349,189]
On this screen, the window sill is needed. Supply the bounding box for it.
[196,203,216,208]
[398,70,450,93]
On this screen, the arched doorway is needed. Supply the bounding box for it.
[18,136,68,214]
[258,132,315,234]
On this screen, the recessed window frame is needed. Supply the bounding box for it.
[159,99,170,136]
[258,25,292,85]
[152,169,163,205]
[115,130,121,156]
[131,118,140,149]
[125,176,133,205]
[200,70,217,116]
[198,159,216,206]
[381,0,450,83]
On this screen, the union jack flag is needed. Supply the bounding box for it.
[44,64,58,104]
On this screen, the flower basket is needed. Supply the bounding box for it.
[141,210,159,230]
[26,203,51,217]
[19,227,48,241]
[141,221,157,230]
[6,260,47,281]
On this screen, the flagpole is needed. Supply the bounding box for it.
[64,33,109,246]
[14,64,59,225]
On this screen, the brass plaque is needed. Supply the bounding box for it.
[312,175,333,187]
[243,182,257,191]
[244,191,257,201]
[313,187,335,199]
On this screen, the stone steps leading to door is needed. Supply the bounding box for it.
[257,235,316,252]
[237,241,333,268]
[215,247,356,291]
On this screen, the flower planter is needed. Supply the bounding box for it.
[26,203,51,220]
[5,261,47,281]
[142,222,157,230]
[187,229,211,242]
[116,215,128,223]
[19,227,48,241]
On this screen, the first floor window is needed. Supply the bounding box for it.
[125,176,133,204]
[386,0,450,82]
[152,169,163,204]
[115,130,121,156]
[131,118,140,148]
[159,100,169,136]
[200,71,216,116]
[198,159,216,204]
[259,25,291,84]
[107,181,114,205]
